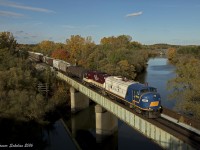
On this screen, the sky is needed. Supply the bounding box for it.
[0,0,200,45]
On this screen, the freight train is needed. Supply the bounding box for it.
[27,51,162,118]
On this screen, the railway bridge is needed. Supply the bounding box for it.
[56,71,200,150]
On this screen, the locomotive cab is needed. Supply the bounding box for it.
[134,87,162,118]
[125,83,162,118]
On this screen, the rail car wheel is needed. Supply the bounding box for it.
[129,104,133,109]
[84,82,90,87]
[135,108,142,114]
[102,90,107,96]
[143,111,150,118]
[108,94,116,100]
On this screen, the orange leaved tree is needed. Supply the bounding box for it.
[51,49,70,62]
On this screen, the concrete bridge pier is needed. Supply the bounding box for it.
[70,87,89,113]
[95,104,118,142]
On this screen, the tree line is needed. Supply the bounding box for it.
[19,35,151,80]
[167,46,200,119]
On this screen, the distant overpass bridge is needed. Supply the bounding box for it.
[56,71,199,150]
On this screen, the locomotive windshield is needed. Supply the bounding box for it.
[140,87,157,94]
[149,87,157,92]
[140,88,149,94]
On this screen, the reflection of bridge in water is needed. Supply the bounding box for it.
[56,71,200,150]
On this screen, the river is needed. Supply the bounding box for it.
[44,56,177,150]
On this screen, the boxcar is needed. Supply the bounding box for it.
[67,66,88,79]
[53,59,60,70]
[83,71,110,88]
[28,51,43,62]
[44,57,53,66]
[59,60,71,72]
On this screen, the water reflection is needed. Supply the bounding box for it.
[62,103,162,150]
[63,104,119,150]
[137,57,176,109]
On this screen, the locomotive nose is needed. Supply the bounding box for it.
[141,93,161,108]
[149,93,161,107]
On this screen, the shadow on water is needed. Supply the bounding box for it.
[162,137,197,150]
[0,105,74,150]
[62,102,119,150]
[0,118,47,149]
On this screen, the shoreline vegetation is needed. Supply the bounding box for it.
[167,46,200,119]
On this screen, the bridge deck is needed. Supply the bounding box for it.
[57,71,197,150]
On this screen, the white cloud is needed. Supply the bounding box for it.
[0,0,55,13]
[0,10,24,18]
[126,11,143,17]
[62,25,77,29]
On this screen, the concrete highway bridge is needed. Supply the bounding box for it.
[56,71,200,150]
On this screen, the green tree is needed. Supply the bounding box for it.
[0,32,17,52]
[38,40,55,55]
[168,56,200,119]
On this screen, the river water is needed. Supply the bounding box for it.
[44,56,177,150]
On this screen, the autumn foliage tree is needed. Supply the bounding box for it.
[100,35,132,49]
[167,48,177,61]
[66,35,95,65]
[66,35,85,60]
[51,49,70,61]
[38,40,55,55]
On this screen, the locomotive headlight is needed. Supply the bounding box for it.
[142,99,148,102]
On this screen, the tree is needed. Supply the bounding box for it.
[0,32,17,52]
[51,49,70,61]
[167,48,176,60]
[100,35,132,49]
[38,40,55,55]
[115,60,136,79]
[66,35,85,61]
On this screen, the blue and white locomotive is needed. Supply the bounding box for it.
[104,76,162,118]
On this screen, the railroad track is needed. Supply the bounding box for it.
[152,116,200,149]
